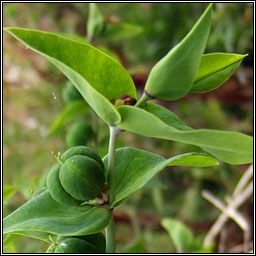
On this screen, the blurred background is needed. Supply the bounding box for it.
[3,3,253,253]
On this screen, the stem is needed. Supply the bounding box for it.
[107,125,120,204]
[105,125,120,253]
[106,215,115,253]
[135,92,151,108]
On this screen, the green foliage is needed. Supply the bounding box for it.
[103,147,218,207]
[191,53,247,92]
[101,22,143,42]
[3,186,18,203]
[66,120,93,147]
[161,218,193,252]
[62,81,83,104]
[144,4,212,100]
[87,3,104,40]
[51,233,105,253]
[3,190,111,238]
[117,105,252,164]
[4,27,136,125]
[48,101,89,135]
[161,218,214,253]
[3,3,253,253]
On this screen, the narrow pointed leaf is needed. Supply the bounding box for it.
[117,106,253,164]
[87,3,104,40]
[145,4,212,100]
[142,102,192,131]
[103,147,218,207]
[191,53,247,92]
[4,28,136,124]
[3,190,111,237]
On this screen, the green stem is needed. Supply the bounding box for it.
[135,92,151,108]
[106,215,115,253]
[105,125,120,253]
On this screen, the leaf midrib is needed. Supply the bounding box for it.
[193,59,241,85]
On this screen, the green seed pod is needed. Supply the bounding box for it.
[47,146,105,206]
[66,121,93,147]
[62,81,83,104]
[54,238,98,253]
[55,233,106,253]
[61,146,105,170]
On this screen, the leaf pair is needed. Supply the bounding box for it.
[3,3,252,166]
[144,4,246,99]
[4,147,218,238]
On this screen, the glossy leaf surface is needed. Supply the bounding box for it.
[3,190,111,237]
[4,28,136,124]
[191,53,247,92]
[117,106,253,164]
[103,147,218,207]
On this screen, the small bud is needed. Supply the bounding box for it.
[124,96,137,106]
[120,94,130,100]
[115,99,125,106]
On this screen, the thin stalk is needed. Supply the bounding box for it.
[106,215,115,253]
[105,125,120,253]
[135,92,151,108]
[107,125,120,204]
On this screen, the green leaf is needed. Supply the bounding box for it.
[97,45,121,63]
[161,218,193,252]
[3,245,16,253]
[7,231,53,243]
[3,186,17,203]
[4,28,136,124]
[191,53,247,92]
[117,106,253,164]
[144,4,212,100]
[87,3,104,40]
[142,102,192,131]
[48,101,89,135]
[103,147,218,207]
[3,190,111,237]
[102,22,143,41]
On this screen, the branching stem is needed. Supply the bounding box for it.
[135,92,151,108]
